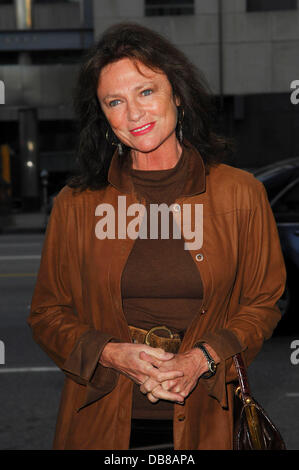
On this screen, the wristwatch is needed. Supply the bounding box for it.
[194,342,217,379]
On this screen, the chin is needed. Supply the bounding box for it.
[129,138,166,154]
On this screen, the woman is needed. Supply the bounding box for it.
[27,23,286,450]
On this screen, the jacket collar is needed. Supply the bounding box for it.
[107,139,206,196]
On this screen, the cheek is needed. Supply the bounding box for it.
[165,101,178,126]
[151,99,177,123]
[160,94,178,121]
[105,110,126,131]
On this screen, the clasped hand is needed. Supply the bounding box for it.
[99,342,207,405]
[139,348,206,404]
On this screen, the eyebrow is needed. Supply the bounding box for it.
[102,82,155,101]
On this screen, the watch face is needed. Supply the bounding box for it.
[209,361,217,373]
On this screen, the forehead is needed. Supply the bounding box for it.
[97,57,170,95]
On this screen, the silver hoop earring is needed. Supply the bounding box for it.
[179,123,183,143]
[177,107,184,143]
[117,142,123,155]
[105,128,123,155]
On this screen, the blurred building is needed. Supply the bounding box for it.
[0,0,93,210]
[0,0,299,210]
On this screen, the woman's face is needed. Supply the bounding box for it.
[97,57,180,154]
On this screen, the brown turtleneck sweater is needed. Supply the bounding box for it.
[121,147,204,419]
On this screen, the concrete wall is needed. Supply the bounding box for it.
[0,3,82,30]
[0,64,77,121]
[1,0,298,118]
[93,0,299,95]
[0,2,88,121]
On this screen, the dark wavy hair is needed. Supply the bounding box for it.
[67,22,234,192]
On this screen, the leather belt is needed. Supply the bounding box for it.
[129,325,182,354]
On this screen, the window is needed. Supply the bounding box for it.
[145,0,194,17]
[272,179,299,223]
[35,0,79,3]
[247,0,297,12]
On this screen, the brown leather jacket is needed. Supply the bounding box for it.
[27,141,286,449]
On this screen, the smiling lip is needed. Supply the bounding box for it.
[129,122,156,136]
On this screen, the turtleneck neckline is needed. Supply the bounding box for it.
[129,146,186,188]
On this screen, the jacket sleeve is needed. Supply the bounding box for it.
[27,189,121,404]
[193,180,286,408]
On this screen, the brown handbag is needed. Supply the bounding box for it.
[233,353,286,450]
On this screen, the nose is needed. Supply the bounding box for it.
[127,98,144,122]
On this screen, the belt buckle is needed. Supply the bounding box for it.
[144,325,174,346]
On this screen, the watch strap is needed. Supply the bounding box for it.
[194,342,217,379]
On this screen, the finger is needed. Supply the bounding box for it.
[140,358,178,379]
[140,378,159,394]
[172,380,190,394]
[161,379,180,391]
[121,370,149,386]
[140,370,184,394]
[147,392,159,404]
[151,385,184,403]
[172,381,195,398]
[139,351,163,368]
[150,368,184,384]
[134,374,149,385]
[142,348,175,361]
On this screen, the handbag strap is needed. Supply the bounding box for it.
[233,353,252,404]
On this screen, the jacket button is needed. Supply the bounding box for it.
[173,204,181,212]
[178,415,185,422]
[201,309,207,315]
[195,253,204,262]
